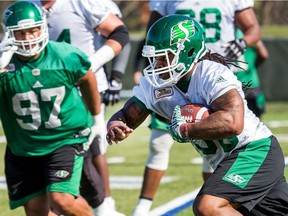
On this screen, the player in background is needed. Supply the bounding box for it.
[85,0,131,211]
[133,1,150,85]
[132,1,262,215]
[107,15,288,216]
[24,0,129,215]
[233,29,269,119]
[0,1,103,215]
[100,0,131,107]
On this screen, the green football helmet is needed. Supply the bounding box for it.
[142,14,207,87]
[1,1,48,57]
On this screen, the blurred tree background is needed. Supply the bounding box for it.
[0,1,288,35]
[117,1,288,34]
[254,1,288,25]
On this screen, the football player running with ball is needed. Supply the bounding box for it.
[0,1,103,215]
[131,1,265,214]
[106,15,288,216]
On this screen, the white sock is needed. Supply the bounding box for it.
[93,200,125,216]
[104,196,116,210]
[133,198,153,213]
[93,200,109,215]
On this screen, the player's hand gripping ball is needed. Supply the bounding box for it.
[167,104,210,143]
[180,103,210,123]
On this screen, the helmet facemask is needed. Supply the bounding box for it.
[1,1,49,57]
[6,20,48,57]
[143,39,190,87]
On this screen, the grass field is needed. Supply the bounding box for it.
[0,101,287,216]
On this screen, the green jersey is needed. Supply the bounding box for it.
[233,29,260,88]
[234,46,260,88]
[0,41,91,156]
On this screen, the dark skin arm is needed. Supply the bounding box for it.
[235,7,261,46]
[77,70,101,116]
[106,98,150,144]
[180,89,244,140]
[95,12,126,55]
[255,40,269,67]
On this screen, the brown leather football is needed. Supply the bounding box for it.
[180,104,210,123]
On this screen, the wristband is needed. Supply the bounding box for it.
[89,45,115,72]
[111,70,124,82]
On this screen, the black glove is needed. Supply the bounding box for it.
[103,71,123,106]
[223,38,247,59]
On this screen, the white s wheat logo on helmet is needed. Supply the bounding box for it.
[171,20,195,45]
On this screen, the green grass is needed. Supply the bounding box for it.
[0,101,287,216]
[261,25,288,38]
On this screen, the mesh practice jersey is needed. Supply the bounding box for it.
[0,41,91,156]
[149,0,254,55]
[133,60,272,169]
[31,0,112,92]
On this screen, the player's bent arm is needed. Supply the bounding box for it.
[107,97,150,129]
[77,70,101,115]
[235,8,261,47]
[90,13,129,72]
[181,89,244,140]
[96,13,129,55]
[106,97,150,144]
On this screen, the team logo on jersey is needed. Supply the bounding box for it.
[224,173,246,185]
[32,68,40,76]
[33,81,43,88]
[154,87,173,99]
[171,20,195,45]
[216,76,227,83]
[54,170,70,179]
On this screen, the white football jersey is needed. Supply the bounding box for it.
[149,0,254,55]
[29,0,112,92]
[133,61,272,169]
[103,0,122,18]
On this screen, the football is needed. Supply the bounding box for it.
[180,103,210,123]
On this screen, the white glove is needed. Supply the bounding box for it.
[0,33,18,70]
[167,105,190,143]
[83,113,108,155]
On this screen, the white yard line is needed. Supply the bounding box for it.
[149,187,201,216]
[0,136,6,143]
